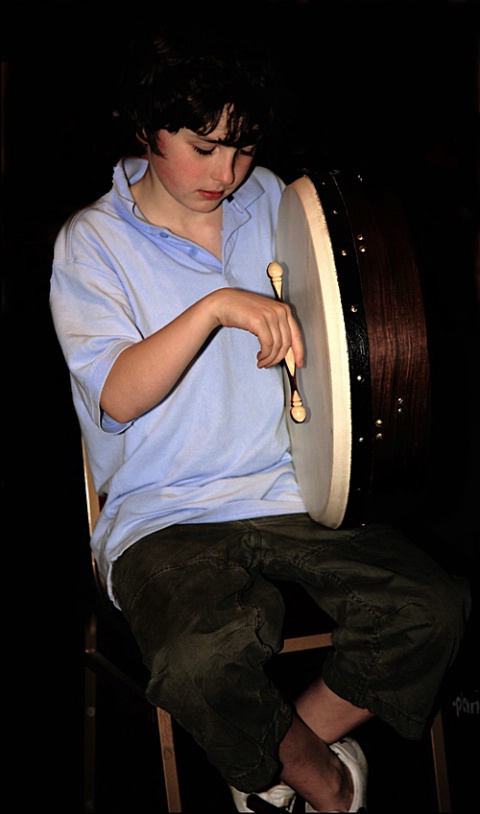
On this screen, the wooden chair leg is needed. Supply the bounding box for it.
[156,707,182,813]
[84,664,97,812]
[430,709,451,813]
[84,614,98,813]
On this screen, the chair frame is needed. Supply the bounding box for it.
[82,440,452,813]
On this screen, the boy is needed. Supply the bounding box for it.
[50,17,470,813]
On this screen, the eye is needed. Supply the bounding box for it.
[240,148,256,158]
[193,145,215,156]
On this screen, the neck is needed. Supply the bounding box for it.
[131,173,223,260]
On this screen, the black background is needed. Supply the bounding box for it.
[2,1,479,812]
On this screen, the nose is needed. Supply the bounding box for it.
[212,149,236,186]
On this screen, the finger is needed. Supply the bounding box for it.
[259,307,303,370]
[256,311,292,368]
[288,314,304,368]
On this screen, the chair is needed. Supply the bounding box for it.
[82,440,452,813]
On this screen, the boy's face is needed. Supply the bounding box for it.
[148,108,256,214]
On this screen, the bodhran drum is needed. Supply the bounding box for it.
[272,170,431,528]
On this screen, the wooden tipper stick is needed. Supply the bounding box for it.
[267,262,306,424]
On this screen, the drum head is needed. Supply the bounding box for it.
[275,176,353,528]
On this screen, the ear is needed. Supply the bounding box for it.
[135,131,149,157]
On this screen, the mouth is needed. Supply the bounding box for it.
[198,190,225,201]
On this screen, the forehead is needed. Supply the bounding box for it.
[196,107,234,143]
[195,105,257,147]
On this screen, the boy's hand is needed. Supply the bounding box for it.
[211,288,304,370]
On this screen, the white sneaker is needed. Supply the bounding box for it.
[230,781,296,812]
[305,737,368,812]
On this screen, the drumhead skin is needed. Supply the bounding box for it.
[275,175,354,528]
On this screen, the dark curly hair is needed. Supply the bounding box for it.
[115,15,278,156]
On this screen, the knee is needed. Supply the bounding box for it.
[411,571,471,659]
[149,623,266,711]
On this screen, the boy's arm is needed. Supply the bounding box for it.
[100,287,304,424]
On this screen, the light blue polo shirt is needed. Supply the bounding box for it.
[50,157,305,603]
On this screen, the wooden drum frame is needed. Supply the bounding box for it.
[273,170,431,528]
